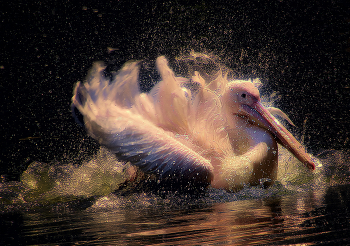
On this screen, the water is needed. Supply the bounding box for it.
[1,147,349,245]
[2,186,350,245]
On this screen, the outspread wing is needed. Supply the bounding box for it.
[84,108,214,184]
[72,58,214,185]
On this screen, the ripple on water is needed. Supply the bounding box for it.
[1,149,349,245]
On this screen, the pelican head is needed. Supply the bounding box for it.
[224,80,315,168]
[222,81,261,119]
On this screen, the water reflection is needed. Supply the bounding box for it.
[1,160,350,246]
[80,197,285,245]
[2,185,344,245]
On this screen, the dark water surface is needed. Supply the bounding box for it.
[2,147,350,246]
[2,183,350,245]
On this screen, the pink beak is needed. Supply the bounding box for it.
[242,102,316,170]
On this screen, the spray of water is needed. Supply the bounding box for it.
[7,53,346,206]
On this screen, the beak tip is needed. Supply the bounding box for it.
[306,156,318,170]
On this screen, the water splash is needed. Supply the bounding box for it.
[2,53,348,208]
[19,147,128,203]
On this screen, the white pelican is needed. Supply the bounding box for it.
[72,56,315,192]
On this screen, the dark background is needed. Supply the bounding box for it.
[1,0,349,180]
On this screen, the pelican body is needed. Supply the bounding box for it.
[72,55,315,192]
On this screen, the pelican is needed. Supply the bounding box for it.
[72,55,315,192]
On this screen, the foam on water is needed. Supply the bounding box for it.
[19,147,129,203]
[11,144,327,207]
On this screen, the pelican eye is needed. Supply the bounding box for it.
[241,93,246,98]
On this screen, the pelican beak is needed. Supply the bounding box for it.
[241,102,316,170]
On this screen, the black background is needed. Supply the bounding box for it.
[1,0,349,180]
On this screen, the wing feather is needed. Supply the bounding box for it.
[71,56,224,186]
[83,111,213,183]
